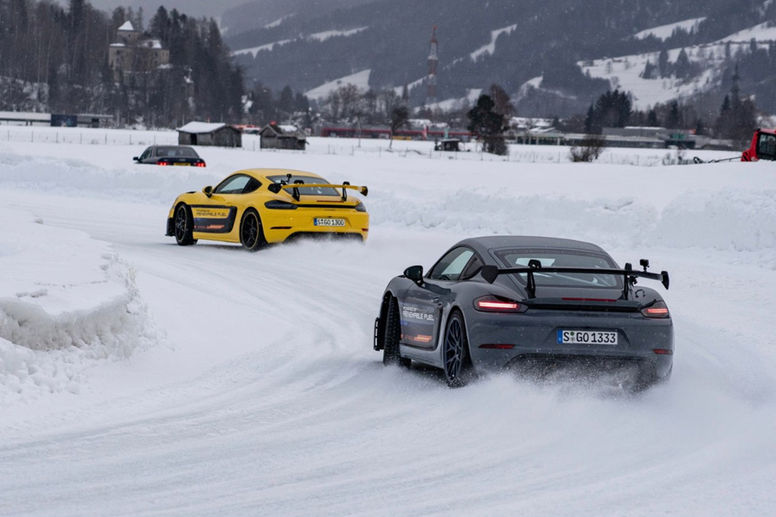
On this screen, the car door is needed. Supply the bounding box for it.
[192,174,260,235]
[400,246,478,349]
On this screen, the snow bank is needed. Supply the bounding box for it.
[0,207,155,403]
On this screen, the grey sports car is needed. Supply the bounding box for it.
[374,236,673,389]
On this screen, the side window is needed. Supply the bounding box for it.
[758,133,776,158]
[214,175,251,194]
[428,247,475,281]
[243,177,261,194]
[140,148,151,160]
[461,254,483,280]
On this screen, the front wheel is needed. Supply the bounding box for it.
[174,204,197,246]
[443,310,472,387]
[240,209,266,251]
[383,296,411,368]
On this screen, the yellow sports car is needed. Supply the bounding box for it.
[165,168,369,250]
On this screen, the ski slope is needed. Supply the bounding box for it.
[1,130,775,516]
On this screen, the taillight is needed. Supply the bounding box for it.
[157,161,168,166]
[196,161,206,167]
[355,201,367,212]
[641,300,670,318]
[264,200,298,210]
[474,296,525,313]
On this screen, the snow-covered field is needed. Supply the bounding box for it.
[1,128,775,516]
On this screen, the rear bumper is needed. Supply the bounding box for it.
[467,311,673,379]
[263,210,369,243]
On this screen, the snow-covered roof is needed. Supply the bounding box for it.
[141,39,163,49]
[118,21,134,32]
[177,121,228,134]
[0,111,51,121]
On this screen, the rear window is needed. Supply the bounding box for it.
[267,174,338,196]
[757,133,776,159]
[157,146,198,158]
[494,248,622,288]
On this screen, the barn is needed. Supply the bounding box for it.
[177,121,242,147]
[259,123,307,150]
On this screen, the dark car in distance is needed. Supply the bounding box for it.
[374,236,673,390]
[133,145,206,167]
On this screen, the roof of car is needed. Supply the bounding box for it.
[459,235,607,255]
[237,168,325,180]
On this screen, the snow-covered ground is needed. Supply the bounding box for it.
[1,127,775,516]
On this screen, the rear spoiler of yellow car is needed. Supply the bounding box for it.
[268,181,368,201]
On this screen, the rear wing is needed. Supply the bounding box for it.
[479,260,669,300]
[268,181,368,201]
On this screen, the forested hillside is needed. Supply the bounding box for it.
[0,0,243,126]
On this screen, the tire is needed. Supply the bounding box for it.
[443,310,473,387]
[240,209,266,251]
[174,204,197,246]
[382,296,411,368]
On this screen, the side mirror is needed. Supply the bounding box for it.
[268,183,282,194]
[133,156,139,161]
[403,265,424,283]
[202,185,213,197]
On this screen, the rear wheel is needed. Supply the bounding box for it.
[383,296,410,368]
[443,310,472,387]
[240,209,266,251]
[174,204,197,246]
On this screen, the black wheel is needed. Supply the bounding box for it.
[443,310,472,387]
[382,296,411,368]
[174,204,197,246]
[240,209,266,251]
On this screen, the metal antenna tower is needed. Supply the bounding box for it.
[427,26,438,104]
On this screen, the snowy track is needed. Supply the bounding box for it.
[1,136,775,516]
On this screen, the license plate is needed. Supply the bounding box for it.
[314,218,345,227]
[174,162,191,166]
[557,330,618,345]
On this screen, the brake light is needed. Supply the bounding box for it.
[264,200,298,210]
[474,296,524,313]
[196,161,206,167]
[158,161,168,166]
[641,301,670,318]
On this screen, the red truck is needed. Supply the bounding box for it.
[741,128,776,161]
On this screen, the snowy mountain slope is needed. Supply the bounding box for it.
[579,22,776,110]
[633,17,706,41]
[1,128,775,515]
[305,69,372,101]
[223,0,776,113]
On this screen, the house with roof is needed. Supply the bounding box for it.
[108,21,170,82]
[177,121,242,147]
[259,123,307,150]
